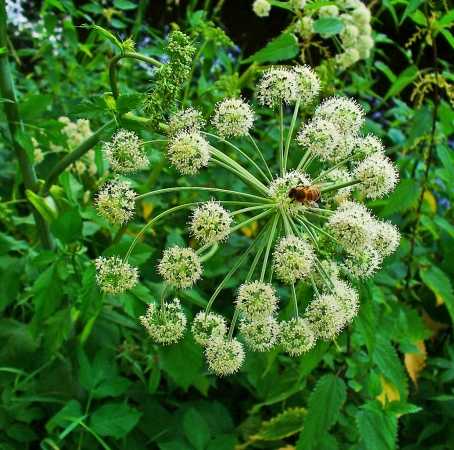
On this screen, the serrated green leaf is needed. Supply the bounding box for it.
[90,403,141,439]
[420,265,454,324]
[253,408,306,441]
[242,33,299,64]
[183,408,211,450]
[296,375,346,450]
[380,179,419,216]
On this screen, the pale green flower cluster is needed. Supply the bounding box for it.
[92,64,400,376]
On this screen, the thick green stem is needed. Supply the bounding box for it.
[291,284,299,317]
[260,214,279,281]
[279,102,284,175]
[227,306,240,340]
[320,178,363,194]
[284,99,300,172]
[109,51,162,99]
[0,1,53,249]
[44,119,116,192]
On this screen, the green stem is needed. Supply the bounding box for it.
[228,307,240,339]
[232,204,272,216]
[198,243,219,263]
[284,99,300,172]
[248,133,274,179]
[279,102,284,175]
[135,186,270,203]
[320,179,363,194]
[260,214,279,281]
[297,149,312,170]
[0,1,53,249]
[204,131,271,183]
[109,51,162,99]
[312,155,354,183]
[124,202,199,261]
[291,284,299,317]
[44,119,116,192]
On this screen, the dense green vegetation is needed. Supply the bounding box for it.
[0,1,453,449]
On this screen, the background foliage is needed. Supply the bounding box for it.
[1,0,453,449]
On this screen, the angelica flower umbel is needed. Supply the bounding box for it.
[95,256,138,294]
[191,311,227,346]
[205,336,245,376]
[252,0,271,17]
[372,220,401,257]
[292,65,320,106]
[273,235,315,284]
[167,130,210,175]
[297,119,341,162]
[158,246,202,289]
[257,67,299,108]
[280,317,316,356]
[95,179,136,225]
[305,294,346,340]
[189,201,232,245]
[102,129,148,173]
[212,98,255,138]
[168,107,205,137]
[239,316,280,352]
[140,298,187,345]
[236,281,278,319]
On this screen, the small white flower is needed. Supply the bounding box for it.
[292,65,321,105]
[273,235,315,284]
[236,281,279,319]
[95,256,138,294]
[319,5,339,17]
[205,336,245,376]
[239,316,280,352]
[332,279,359,323]
[372,221,400,258]
[354,134,384,159]
[342,246,382,279]
[340,25,359,47]
[190,201,232,245]
[335,48,360,70]
[102,130,148,173]
[327,201,376,255]
[357,35,374,59]
[168,107,205,136]
[297,16,314,36]
[252,0,271,17]
[95,179,136,225]
[354,152,399,199]
[212,98,254,138]
[257,67,299,108]
[140,298,187,345]
[305,294,346,340]
[191,311,227,346]
[167,130,210,175]
[297,119,341,162]
[314,97,365,135]
[280,317,316,356]
[158,246,202,289]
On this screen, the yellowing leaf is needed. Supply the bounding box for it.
[423,190,437,214]
[376,376,400,406]
[142,201,154,220]
[404,341,427,386]
[241,221,258,237]
[435,294,444,306]
[422,309,449,339]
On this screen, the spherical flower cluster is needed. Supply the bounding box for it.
[257,67,299,108]
[212,98,254,138]
[327,201,376,255]
[314,97,364,135]
[273,236,315,284]
[102,129,148,173]
[269,170,311,215]
[167,130,210,175]
[336,47,360,71]
[239,316,280,352]
[292,65,321,106]
[332,279,359,323]
[140,298,187,345]
[252,0,271,17]
[280,317,316,356]
[236,281,278,319]
[297,119,341,162]
[291,0,306,11]
[158,246,202,289]
[95,179,136,225]
[372,221,401,258]
[305,294,345,340]
[168,107,205,137]
[191,311,227,346]
[205,336,245,376]
[342,246,382,279]
[189,201,232,245]
[353,152,399,199]
[319,5,339,18]
[95,256,138,294]
[323,168,353,205]
[354,134,384,159]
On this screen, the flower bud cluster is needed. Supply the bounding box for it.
[212,98,254,138]
[95,256,138,294]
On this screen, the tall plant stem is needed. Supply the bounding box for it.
[109,52,162,99]
[248,133,274,179]
[44,119,115,192]
[320,179,363,194]
[0,0,53,249]
[279,102,284,175]
[291,284,299,317]
[297,149,312,170]
[260,214,279,281]
[284,99,300,172]
[136,186,271,203]
[406,20,440,288]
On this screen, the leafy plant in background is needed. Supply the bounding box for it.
[0,0,453,449]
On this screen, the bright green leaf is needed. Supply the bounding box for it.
[242,33,299,64]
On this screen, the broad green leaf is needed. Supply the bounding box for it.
[380,179,419,217]
[375,62,396,83]
[93,376,131,399]
[356,403,398,450]
[441,29,454,49]
[253,408,306,441]
[384,65,418,100]
[90,403,141,439]
[51,209,82,243]
[296,375,346,450]
[437,10,454,28]
[183,408,211,450]
[242,33,299,64]
[400,0,424,24]
[113,0,137,9]
[26,190,58,223]
[269,0,293,11]
[420,265,454,324]
[46,400,83,433]
[437,145,454,185]
[313,17,344,36]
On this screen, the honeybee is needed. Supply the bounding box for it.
[288,185,321,204]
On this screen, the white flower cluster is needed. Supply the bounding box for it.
[92,64,400,377]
